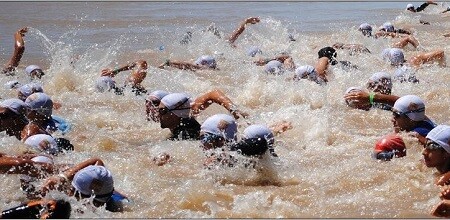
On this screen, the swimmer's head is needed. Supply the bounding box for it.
[358,23,372,36]
[381,48,405,66]
[381,22,395,32]
[25,92,53,119]
[373,133,406,161]
[318,47,338,65]
[72,165,114,203]
[24,134,59,155]
[426,125,450,154]
[392,95,426,122]
[264,60,284,75]
[230,137,269,157]
[0,98,28,116]
[17,83,44,101]
[146,90,170,122]
[294,65,324,85]
[195,55,217,69]
[246,46,262,57]
[95,76,117,93]
[25,65,45,79]
[200,114,237,149]
[394,66,419,83]
[367,72,392,94]
[243,124,274,147]
[406,3,415,12]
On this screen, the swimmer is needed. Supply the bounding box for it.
[441,6,450,13]
[101,60,148,95]
[158,89,248,140]
[254,54,296,74]
[381,48,445,68]
[158,55,218,71]
[145,90,169,122]
[228,17,260,47]
[358,23,419,49]
[95,75,123,95]
[291,65,326,85]
[377,22,412,35]
[332,42,371,55]
[0,199,71,219]
[406,1,437,13]
[41,158,126,212]
[422,125,450,174]
[21,93,57,141]
[372,133,406,161]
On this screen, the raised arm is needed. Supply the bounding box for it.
[2,27,28,74]
[191,89,248,119]
[228,17,260,46]
[314,57,330,82]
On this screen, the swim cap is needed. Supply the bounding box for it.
[406,4,414,10]
[24,134,59,155]
[25,65,42,75]
[95,76,116,93]
[25,92,53,118]
[200,114,237,141]
[160,93,191,118]
[0,98,28,115]
[394,66,418,83]
[18,83,44,100]
[368,72,392,91]
[146,90,169,102]
[359,23,372,31]
[374,133,406,157]
[72,165,114,202]
[392,95,426,121]
[5,80,21,89]
[426,125,450,153]
[246,46,262,57]
[294,65,324,84]
[344,87,371,110]
[195,55,217,68]
[264,60,284,74]
[31,155,54,164]
[383,48,404,66]
[243,124,274,146]
[318,47,337,60]
[382,22,395,32]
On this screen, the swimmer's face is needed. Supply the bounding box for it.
[146,98,161,122]
[199,132,225,150]
[391,110,414,131]
[158,103,180,129]
[422,140,449,168]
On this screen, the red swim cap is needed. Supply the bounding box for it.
[374,134,406,157]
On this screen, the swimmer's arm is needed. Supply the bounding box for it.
[191,89,249,119]
[314,57,329,82]
[2,27,27,74]
[102,62,138,77]
[269,121,293,136]
[344,91,399,106]
[61,157,105,181]
[0,157,55,176]
[159,60,200,71]
[228,17,260,46]
[374,31,397,38]
[431,200,450,218]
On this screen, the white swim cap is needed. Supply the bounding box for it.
[368,72,392,91]
[406,4,414,10]
[18,83,44,100]
[426,125,450,153]
[95,76,116,93]
[394,66,418,83]
[382,22,395,32]
[264,60,284,74]
[388,48,405,66]
[25,65,42,75]
[195,55,217,68]
[160,93,191,118]
[25,92,53,118]
[359,23,372,31]
[243,124,274,146]
[5,80,21,89]
[200,114,237,141]
[246,46,262,57]
[72,165,114,202]
[392,95,426,121]
[294,65,323,84]
[146,90,169,102]
[24,134,59,155]
[0,98,28,115]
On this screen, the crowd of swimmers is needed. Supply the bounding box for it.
[0,1,449,218]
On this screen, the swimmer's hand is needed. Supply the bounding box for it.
[439,185,450,200]
[437,171,450,186]
[245,17,260,25]
[269,121,293,135]
[431,200,450,217]
[18,27,28,36]
[344,90,370,105]
[231,109,249,120]
[101,68,115,77]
